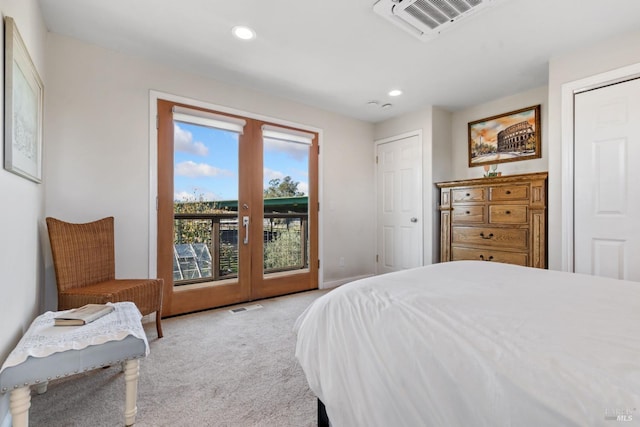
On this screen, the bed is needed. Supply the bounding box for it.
[294,261,640,426]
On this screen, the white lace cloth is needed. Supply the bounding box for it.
[0,302,149,372]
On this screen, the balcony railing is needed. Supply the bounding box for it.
[173,212,308,286]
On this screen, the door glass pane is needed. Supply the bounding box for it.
[173,120,239,286]
[262,137,310,276]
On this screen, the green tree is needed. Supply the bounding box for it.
[173,192,225,245]
[264,228,303,270]
[263,176,304,198]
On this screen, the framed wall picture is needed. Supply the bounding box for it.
[468,105,541,167]
[4,16,44,183]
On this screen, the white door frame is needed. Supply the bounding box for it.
[374,130,423,275]
[561,63,640,272]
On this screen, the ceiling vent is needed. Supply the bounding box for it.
[373,0,496,41]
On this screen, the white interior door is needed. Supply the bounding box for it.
[376,134,423,275]
[574,77,640,280]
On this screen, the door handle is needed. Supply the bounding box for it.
[242,216,250,244]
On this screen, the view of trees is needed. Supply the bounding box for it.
[263,176,305,198]
[173,176,307,283]
[263,228,303,270]
[174,191,224,245]
[263,176,305,270]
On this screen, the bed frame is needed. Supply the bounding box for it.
[318,399,329,427]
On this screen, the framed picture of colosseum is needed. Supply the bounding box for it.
[468,105,541,167]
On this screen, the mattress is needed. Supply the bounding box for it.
[295,261,640,426]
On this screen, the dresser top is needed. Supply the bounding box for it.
[435,171,548,189]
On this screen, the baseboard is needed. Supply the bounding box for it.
[321,274,373,290]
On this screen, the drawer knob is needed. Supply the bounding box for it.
[479,255,494,261]
[465,193,470,197]
[466,210,471,214]
[506,190,511,195]
[505,210,511,214]
[479,232,494,239]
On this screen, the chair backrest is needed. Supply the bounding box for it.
[46,216,116,291]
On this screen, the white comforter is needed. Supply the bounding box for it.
[295,261,640,426]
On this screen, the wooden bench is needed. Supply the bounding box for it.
[0,302,149,426]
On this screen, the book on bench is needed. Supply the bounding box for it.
[54,304,115,326]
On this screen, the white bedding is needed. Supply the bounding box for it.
[295,261,640,426]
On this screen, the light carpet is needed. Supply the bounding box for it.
[28,289,328,427]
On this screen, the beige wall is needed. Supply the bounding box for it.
[548,29,640,270]
[2,6,639,423]
[372,86,548,268]
[445,29,640,272]
[450,85,549,181]
[43,33,376,306]
[0,0,47,423]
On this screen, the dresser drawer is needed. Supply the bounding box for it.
[452,226,528,250]
[489,185,529,201]
[489,205,528,224]
[452,205,485,223]
[452,188,485,203]
[451,247,529,266]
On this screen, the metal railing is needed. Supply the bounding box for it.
[173,212,308,286]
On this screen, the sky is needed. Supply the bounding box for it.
[173,121,309,202]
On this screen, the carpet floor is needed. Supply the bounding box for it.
[28,289,328,427]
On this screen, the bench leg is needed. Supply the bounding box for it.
[36,381,49,394]
[9,386,31,427]
[123,359,140,426]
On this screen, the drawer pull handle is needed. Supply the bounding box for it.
[479,255,494,261]
[505,210,511,214]
[506,190,511,195]
[479,232,494,239]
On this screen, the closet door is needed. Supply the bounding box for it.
[574,77,640,280]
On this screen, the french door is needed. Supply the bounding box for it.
[157,99,318,316]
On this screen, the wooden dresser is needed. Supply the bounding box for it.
[436,172,547,268]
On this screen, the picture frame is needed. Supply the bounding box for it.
[4,16,44,183]
[468,105,540,168]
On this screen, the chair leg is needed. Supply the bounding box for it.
[155,311,163,338]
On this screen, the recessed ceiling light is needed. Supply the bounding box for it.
[388,89,402,97]
[232,26,256,40]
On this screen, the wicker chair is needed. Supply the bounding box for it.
[46,216,164,338]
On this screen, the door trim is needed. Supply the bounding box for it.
[560,62,640,272]
[148,90,324,294]
[374,130,423,275]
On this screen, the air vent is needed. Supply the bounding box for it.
[229,304,263,314]
[373,0,496,41]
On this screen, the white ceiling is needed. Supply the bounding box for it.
[37,0,640,123]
